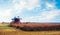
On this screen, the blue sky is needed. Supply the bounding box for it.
[0,0,60,22]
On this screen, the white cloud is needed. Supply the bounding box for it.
[13,0,26,10]
[12,0,40,12]
[27,9,60,22]
[46,3,54,9]
[4,9,12,16]
[0,0,40,22]
[12,0,27,13]
[0,0,60,22]
[0,8,12,22]
[14,0,60,22]
[0,9,11,16]
[26,0,39,10]
[41,10,60,20]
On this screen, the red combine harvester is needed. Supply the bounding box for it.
[9,17,60,31]
[10,22,60,31]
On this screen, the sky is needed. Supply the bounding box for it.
[0,0,60,22]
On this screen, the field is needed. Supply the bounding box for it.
[0,23,60,35]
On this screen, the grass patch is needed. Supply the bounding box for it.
[0,24,9,27]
